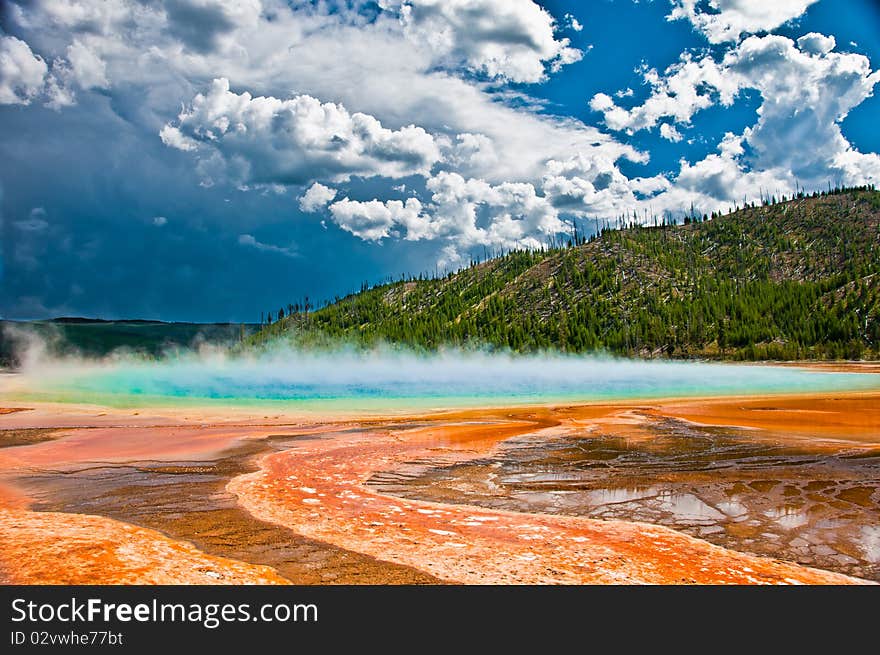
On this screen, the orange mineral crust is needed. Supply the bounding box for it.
[1,391,878,585]
[0,424,291,471]
[0,508,288,585]
[228,413,867,584]
[654,394,880,444]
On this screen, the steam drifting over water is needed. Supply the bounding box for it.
[5,343,879,411]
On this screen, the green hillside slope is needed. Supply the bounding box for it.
[264,187,880,360]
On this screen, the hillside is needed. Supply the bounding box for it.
[268,187,880,360]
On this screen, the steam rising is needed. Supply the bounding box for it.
[3,331,877,411]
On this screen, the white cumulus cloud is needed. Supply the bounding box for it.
[0,35,48,105]
[159,125,198,151]
[590,53,738,133]
[426,172,565,250]
[660,123,683,142]
[328,197,432,242]
[327,171,567,260]
[565,14,583,32]
[161,78,442,187]
[382,0,582,83]
[796,32,836,56]
[4,0,880,270]
[66,40,109,89]
[593,33,880,195]
[669,0,818,44]
[299,182,338,213]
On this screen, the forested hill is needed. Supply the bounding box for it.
[265,187,880,361]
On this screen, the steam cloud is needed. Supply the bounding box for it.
[3,329,876,411]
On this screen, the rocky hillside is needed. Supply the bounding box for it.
[267,187,880,360]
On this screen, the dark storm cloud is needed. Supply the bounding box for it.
[161,0,240,53]
[0,0,878,322]
[0,87,433,320]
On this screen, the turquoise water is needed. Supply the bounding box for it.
[7,350,879,412]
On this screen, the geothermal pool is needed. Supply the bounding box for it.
[7,351,880,410]
[3,352,879,584]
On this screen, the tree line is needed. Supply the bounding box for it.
[251,185,880,361]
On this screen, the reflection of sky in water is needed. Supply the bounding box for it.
[717,499,748,518]
[586,488,656,505]
[765,506,810,530]
[657,491,725,523]
[862,526,880,564]
[388,415,880,579]
[12,350,880,409]
[585,487,727,524]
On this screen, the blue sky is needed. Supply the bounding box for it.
[1,0,879,322]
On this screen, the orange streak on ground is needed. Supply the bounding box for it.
[2,391,878,585]
[0,482,30,510]
[0,509,289,585]
[229,407,869,584]
[0,409,318,585]
[0,425,284,471]
[653,394,880,445]
[772,361,880,374]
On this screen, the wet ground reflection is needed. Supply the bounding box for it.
[8,432,440,584]
[369,419,880,580]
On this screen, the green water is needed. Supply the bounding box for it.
[5,352,879,412]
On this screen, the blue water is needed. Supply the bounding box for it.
[11,350,880,411]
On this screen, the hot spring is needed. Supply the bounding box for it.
[5,348,879,411]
